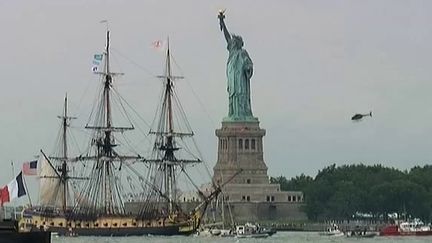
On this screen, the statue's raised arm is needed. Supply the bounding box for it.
[218,10,231,43]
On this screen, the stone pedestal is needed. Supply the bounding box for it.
[213,120,268,185]
[213,120,303,204]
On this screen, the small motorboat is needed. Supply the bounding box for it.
[235,223,269,238]
[346,230,377,238]
[319,223,344,237]
[219,229,235,237]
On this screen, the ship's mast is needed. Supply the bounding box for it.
[103,30,113,213]
[150,39,201,214]
[57,94,75,212]
[149,39,183,214]
[163,40,176,213]
[136,39,235,227]
[105,31,112,130]
[145,39,221,220]
[38,94,79,213]
[83,30,136,215]
[61,95,69,211]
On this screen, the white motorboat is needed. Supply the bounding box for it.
[319,223,344,237]
[235,223,269,238]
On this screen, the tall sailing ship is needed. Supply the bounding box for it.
[18,31,222,236]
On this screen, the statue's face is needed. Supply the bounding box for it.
[232,35,244,49]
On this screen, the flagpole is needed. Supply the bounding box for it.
[11,161,15,220]
[11,161,15,176]
[22,174,32,207]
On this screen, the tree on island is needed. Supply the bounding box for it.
[271,164,432,221]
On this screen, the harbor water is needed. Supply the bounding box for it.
[52,232,432,243]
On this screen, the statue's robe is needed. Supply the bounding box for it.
[226,39,253,119]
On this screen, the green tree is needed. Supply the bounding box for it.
[270,174,313,192]
[286,164,432,221]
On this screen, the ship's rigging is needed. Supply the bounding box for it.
[142,39,207,217]
[39,32,212,217]
[27,31,228,236]
[39,95,79,213]
[73,31,145,217]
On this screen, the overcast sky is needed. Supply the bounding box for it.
[1,0,432,195]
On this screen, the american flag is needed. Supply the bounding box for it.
[151,40,166,51]
[22,160,38,176]
[152,40,163,48]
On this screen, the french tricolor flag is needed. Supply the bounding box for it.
[0,172,26,206]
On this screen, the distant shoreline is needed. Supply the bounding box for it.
[261,221,387,232]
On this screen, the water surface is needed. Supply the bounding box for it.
[52,231,432,243]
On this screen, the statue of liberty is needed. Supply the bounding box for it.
[218,10,256,121]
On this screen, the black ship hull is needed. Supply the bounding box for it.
[0,231,51,243]
[47,225,193,236]
[0,221,51,243]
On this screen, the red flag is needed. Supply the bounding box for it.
[0,186,10,206]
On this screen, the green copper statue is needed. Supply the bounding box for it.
[218,10,257,121]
